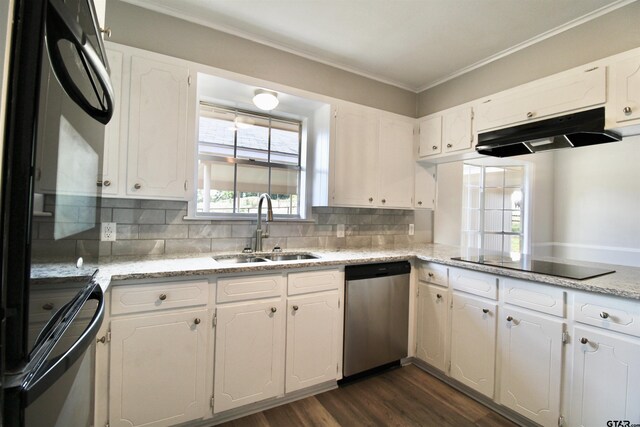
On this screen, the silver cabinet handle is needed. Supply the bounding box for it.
[446,143,452,148]
[97,336,107,344]
[428,272,434,277]
[417,201,422,205]
[103,180,111,187]
[159,294,167,301]
[194,318,201,325]
[623,106,632,115]
[271,307,277,313]
[580,337,589,344]
[292,305,299,311]
[506,316,513,322]
[42,303,54,311]
[134,183,141,190]
[368,197,373,202]
[482,308,489,314]
[432,145,438,150]
[527,111,534,118]
[381,199,386,203]
[600,312,609,319]
[436,294,442,299]
[100,26,112,38]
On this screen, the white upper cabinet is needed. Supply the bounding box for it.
[333,105,379,207]
[93,0,106,35]
[101,48,123,196]
[442,106,473,153]
[332,104,414,208]
[414,162,435,209]
[418,115,442,158]
[614,55,640,124]
[476,66,606,132]
[126,55,192,199]
[378,117,414,208]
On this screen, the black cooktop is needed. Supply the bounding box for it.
[451,255,615,280]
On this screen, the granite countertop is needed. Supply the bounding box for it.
[31,243,640,300]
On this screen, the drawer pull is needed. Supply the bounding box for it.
[506,316,514,322]
[599,311,609,319]
[42,302,54,311]
[432,145,438,150]
[446,143,453,148]
[482,308,489,314]
[159,294,167,301]
[369,197,374,202]
[271,307,277,313]
[134,183,141,190]
[580,337,589,345]
[292,305,299,311]
[527,111,534,118]
[194,318,201,325]
[623,106,632,115]
[428,272,434,278]
[436,294,442,299]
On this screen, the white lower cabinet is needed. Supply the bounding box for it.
[285,291,340,393]
[213,299,286,413]
[569,326,640,427]
[108,309,209,427]
[416,282,449,372]
[450,291,497,398]
[498,306,563,427]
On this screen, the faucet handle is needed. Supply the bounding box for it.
[272,246,283,252]
[262,223,270,239]
[242,247,253,253]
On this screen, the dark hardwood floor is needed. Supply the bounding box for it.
[216,365,518,427]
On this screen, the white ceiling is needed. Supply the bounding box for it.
[122,0,633,92]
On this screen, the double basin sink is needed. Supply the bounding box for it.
[213,253,320,264]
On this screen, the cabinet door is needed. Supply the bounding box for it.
[418,116,442,158]
[101,48,123,196]
[214,300,285,413]
[127,55,190,199]
[475,66,606,132]
[414,162,435,209]
[109,309,208,427]
[450,291,497,398]
[333,106,378,207]
[416,283,448,371]
[286,292,340,393]
[378,118,414,208]
[570,326,640,427]
[443,106,473,153]
[614,56,640,123]
[498,306,562,427]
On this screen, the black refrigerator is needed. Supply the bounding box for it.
[1,0,113,425]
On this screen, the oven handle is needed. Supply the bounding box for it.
[46,0,114,124]
[22,285,105,406]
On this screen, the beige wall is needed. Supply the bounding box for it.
[105,0,416,117]
[417,1,640,117]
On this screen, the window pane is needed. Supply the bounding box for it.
[199,107,236,157]
[483,233,503,253]
[236,116,269,161]
[484,210,503,232]
[462,209,480,232]
[484,188,504,209]
[197,160,235,213]
[270,168,299,215]
[505,166,524,187]
[505,235,521,254]
[271,121,299,165]
[504,188,523,210]
[484,167,504,187]
[462,187,480,209]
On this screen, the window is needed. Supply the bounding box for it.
[196,103,302,217]
[462,164,526,255]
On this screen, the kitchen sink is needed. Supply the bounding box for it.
[213,255,268,264]
[261,253,320,261]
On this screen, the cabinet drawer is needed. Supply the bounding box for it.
[111,280,209,315]
[217,274,284,303]
[573,292,640,338]
[501,278,565,317]
[417,262,448,287]
[450,267,498,300]
[30,288,98,322]
[288,269,342,296]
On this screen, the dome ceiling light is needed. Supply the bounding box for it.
[252,89,279,111]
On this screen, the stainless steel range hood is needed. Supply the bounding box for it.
[476,107,621,158]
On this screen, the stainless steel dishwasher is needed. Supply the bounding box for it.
[343,261,410,378]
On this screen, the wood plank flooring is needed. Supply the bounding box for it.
[216,365,518,427]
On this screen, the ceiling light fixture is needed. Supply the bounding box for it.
[253,89,279,111]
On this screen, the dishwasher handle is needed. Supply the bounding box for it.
[345,261,411,281]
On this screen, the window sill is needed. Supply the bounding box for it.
[182,215,316,223]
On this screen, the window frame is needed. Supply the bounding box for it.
[192,102,304,220]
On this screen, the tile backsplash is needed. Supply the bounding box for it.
[32,197,433,259]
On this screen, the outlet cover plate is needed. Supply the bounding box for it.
[408,224,415,236]
[101,222,116,241]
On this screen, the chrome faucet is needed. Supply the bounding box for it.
[254,193,273,252]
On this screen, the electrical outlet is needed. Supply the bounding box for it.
[408,224,415,236]
[101,222,116,241]
[337,224,345,238]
